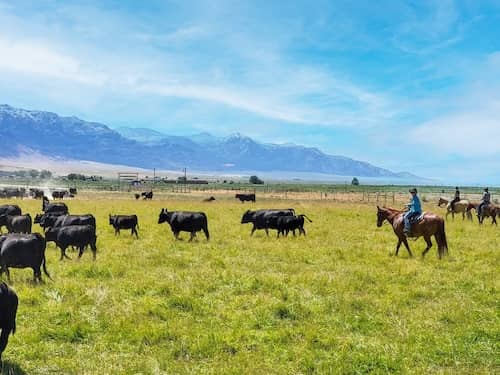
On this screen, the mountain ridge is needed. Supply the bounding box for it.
[0,104,422,180]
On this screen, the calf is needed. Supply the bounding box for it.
[45,225,97,260]
[276,214,312,237]
[0,233,51,282]
[241,209,295,236]
[203,196,216,202]
[0,282,18,361]
[0,214,32,234]
[158,208,209,241]
[109,215,139,237]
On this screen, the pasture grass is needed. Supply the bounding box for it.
[1,197,498,374]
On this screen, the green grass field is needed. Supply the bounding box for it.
[1,197,498,374]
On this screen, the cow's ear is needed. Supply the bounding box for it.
[160,208,164,213]
[376,205,380,209]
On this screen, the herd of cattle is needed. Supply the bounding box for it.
[0,193,312,360]
[0,187,77,200]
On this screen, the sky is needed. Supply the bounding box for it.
[0,0,499,185]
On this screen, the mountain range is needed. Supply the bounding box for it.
[0,104,420,180]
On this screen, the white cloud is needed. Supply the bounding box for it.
[0,37,105,85]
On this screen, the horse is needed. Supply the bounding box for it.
[376,206,448,259]
[477,204,498,225]
[437,197,471,221]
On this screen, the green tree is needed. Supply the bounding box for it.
[249,175,264,184]
[29,169,39,178]
[40,170,52,179]
[351,177,360,186]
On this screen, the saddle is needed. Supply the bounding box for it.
[409,212,425,224]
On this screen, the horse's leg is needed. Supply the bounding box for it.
[395,238,402,256]
[401,237,413,257]
[421,235,433,258]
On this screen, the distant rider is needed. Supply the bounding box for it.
[404,188,422,236]
[477,188,491,218]
[450,186,460,212]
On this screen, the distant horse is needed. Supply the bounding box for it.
[376,206,448,259]
[466,202,478,220]
[477,204,498,225]
[437,197,471,221]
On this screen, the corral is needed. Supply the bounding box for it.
[0,192,498,374]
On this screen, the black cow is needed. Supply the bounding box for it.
[69,188,77,195]
[29,188,45,199]
[235,193,256,203]
[141,191,153,200]
[276,214,313,237]
[45,225,97,260]
[2,188,25,199]
[134,193,140,200]
[0,206,21,233]
[0,282,18,361]
[241,209,295,236]
[42,197,69,214]
[51,190,68,199]
[0,214,32,234]
[53,214,96,229]
[34,212,66,230]
[203,196,216,202]
[109,215,139,237]
[0,233,51,282]
[158,208,209,241]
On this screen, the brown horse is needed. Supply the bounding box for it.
[437,197,471,220]
[478,204,498,225]
[376,206,448,259]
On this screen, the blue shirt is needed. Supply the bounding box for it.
[407,195,422,214]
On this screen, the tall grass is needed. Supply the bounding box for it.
[1,198,498,374]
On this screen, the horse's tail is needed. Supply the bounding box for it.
[435,219,448,259]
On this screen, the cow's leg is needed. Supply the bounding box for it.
[115,228,119,236]
[0,327,12,360]
[421,236,433,258]
[292,229,296,237]
[90,241,97,260]
[132,227,139,238]
[4,267,10,283]
[301,227,306,236]
[174,231,180,240]
[189,232,196,242]
[250,225,256,236]
[264,228,269,236]
[78,246,84,259]
[34,267,42,283]
[203,227,209,240]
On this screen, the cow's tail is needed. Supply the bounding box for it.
[435,219,448,259]
[298,214,313,222]
[42,252,52,280]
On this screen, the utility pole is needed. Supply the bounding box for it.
[183,167,187,193]
[153,168,156,190]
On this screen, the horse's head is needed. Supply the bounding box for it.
[376,206,386,227]
[437,197,446,207]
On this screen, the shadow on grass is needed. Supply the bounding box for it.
[1,360,28,375]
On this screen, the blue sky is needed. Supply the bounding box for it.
[0,0,499,184]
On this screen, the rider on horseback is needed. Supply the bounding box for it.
[450,186,460,212]
[404,188,422,236]
[477,188,491,218]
